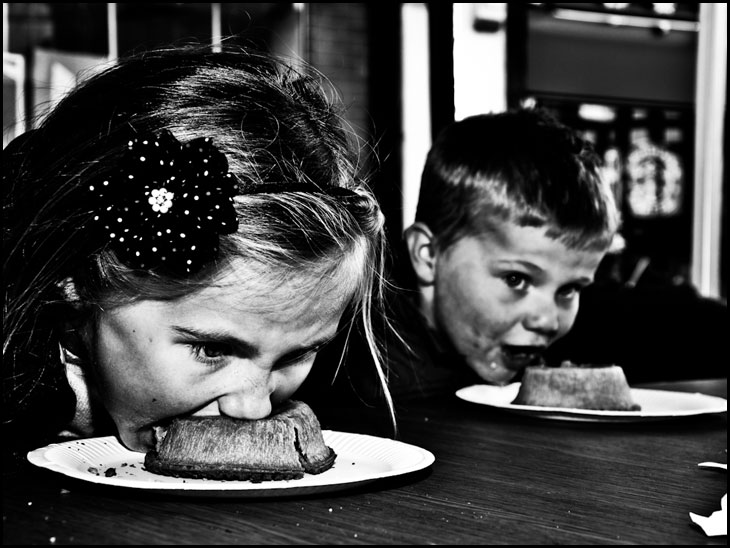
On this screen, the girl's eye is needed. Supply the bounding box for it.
[275,338,335,370]
[275,349,318,369]
[190,342,232,366]
[503,273,529,291]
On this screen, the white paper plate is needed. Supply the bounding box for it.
[455,383,728,422]
[27,430,434,497]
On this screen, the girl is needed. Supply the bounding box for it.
[3,45,393,452]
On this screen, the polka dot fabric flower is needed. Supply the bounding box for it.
[89,130,238,274]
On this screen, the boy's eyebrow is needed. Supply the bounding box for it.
[496,259,544,273]
[497,259,595,284]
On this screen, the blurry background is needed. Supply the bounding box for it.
[3,2,726,300]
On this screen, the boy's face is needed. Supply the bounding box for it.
[418,221,607,385]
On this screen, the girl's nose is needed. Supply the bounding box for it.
[215,372,276,420]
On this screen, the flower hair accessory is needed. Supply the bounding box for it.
[89,130,238,274]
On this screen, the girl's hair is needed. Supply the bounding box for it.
[415,108,620,252]
[3,45,394,438]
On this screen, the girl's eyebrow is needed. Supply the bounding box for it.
[170,326,338,361]
[171,326,260,359]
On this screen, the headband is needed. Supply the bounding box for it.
[89,130,238,275]
[88,130,358,275]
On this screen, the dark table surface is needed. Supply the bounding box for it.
[3,379,727,545]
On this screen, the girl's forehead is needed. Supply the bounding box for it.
[193,257,358,312]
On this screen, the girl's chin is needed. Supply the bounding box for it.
[117,427,156,453]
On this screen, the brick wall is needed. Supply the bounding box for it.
[307,3,370,145]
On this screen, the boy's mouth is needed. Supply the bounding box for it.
[501,345,546,369]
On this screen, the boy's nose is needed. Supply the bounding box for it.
[523,299,560,337]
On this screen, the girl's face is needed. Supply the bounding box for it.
[91,260,354,452]
[430,222,607,385]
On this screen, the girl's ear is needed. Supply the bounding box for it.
[56,277,94,361]
[404,222,437,285]
[57,277,81,304]
[57,276,89,324]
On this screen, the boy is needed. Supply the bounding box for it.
[304,107,725,413]
[377,108,620,400]
[301,108,619,407]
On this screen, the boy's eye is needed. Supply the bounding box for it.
[557,285,583,300]
[503,273,529,291]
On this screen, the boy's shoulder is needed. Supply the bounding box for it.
[382,287,482,401]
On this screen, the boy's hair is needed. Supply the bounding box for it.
[415,108,619,251]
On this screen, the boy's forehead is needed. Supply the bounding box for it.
[445,224,607,279]
[471,209,612,252]
[469,216,532,246]
[471,220,604,258]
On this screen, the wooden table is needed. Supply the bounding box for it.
[3,379,726,545]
